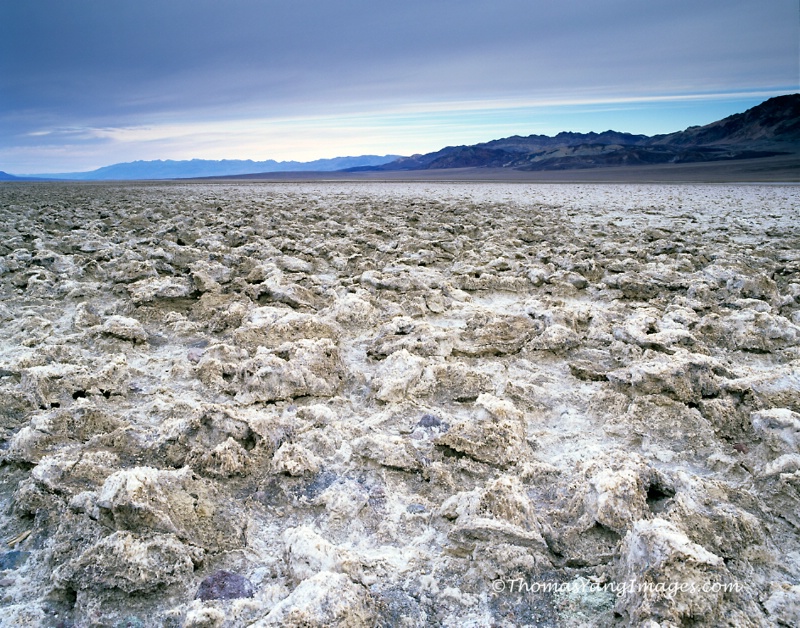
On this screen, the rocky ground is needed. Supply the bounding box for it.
[0,181,798,627]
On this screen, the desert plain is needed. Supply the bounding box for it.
[0,181,799,626]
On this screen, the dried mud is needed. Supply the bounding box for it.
[0,181,798,627]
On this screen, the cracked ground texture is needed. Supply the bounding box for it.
[0,181,798,627]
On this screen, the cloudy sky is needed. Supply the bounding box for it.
[1,0,797,173]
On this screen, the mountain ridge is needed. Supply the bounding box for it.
[6,95,799,179]
[0,171,33,181]
[18,155,401,181]
[350,94,800,172]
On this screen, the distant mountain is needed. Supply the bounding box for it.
[650,94,800,147]
[351,94,800,172]
[10,95,799,179]
[24,155,400,180]
[0,171,27,180]
[0,171,47,181]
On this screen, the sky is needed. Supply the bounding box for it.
[1,0,798,174]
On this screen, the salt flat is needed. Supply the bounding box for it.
[0,181,798,626]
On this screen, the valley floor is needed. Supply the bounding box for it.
[0,181,798,626]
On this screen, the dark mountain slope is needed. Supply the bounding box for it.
[477,130,649,152]
[651,94,800,147]
[355,94,800,172]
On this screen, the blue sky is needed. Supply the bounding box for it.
[1,0,797,173]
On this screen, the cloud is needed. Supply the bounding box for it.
[1,0,797,172]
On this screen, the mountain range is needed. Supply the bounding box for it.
[350,94,800,172]
[13,155,401,181]
[3,94,798,180]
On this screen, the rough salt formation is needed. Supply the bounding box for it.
[0,181,798,626]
